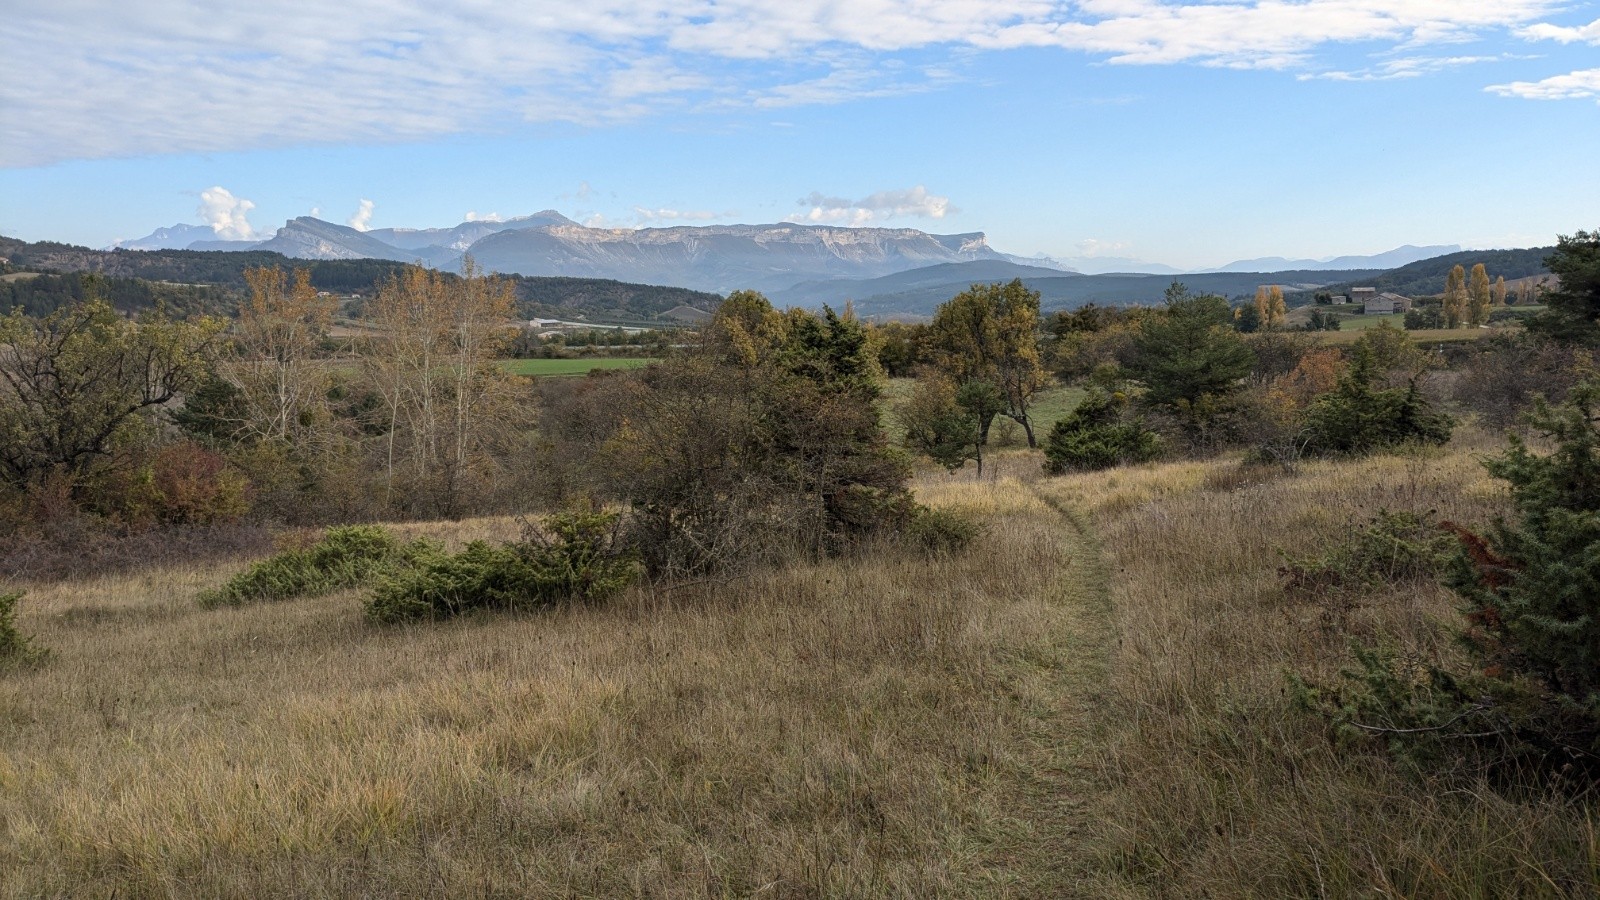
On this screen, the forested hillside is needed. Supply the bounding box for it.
[0,236,721,321]
[1308,245,1552,299]
[0,272,233,317]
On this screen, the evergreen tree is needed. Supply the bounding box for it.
[1042,389,1161,474]
[1429,376,1600,776]
[1234,303,1261,333]
[1300,341,1453,456]
[1129,284,1256,414]
[1528,230,1600,345]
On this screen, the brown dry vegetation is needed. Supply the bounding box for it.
[1042,427,1600,898]
[6,427,1600,897]
[0,464,1111,898]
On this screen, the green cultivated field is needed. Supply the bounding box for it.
[499,357,658,376]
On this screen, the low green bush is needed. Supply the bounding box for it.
[904,506,985,556]
[1280,509,1457,595]
[1301,379,1600,786]
[0,591,46,669]
[201,525,437,607]
[1042,390,1162,474]
[366,509,637,624]
[1300,345,1453,457]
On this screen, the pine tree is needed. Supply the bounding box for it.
[1442,376,1600,773]
[1443,264,1468,329]
[1235,303,1262,333]
[1468,263,1492,327]
[1528,230,1600,345]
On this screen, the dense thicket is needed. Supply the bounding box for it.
[583,293,916,577]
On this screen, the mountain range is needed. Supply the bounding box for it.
[106,212,1459,296]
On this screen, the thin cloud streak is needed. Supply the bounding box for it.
[1487,67,1600,101]
[0,0,1571,167]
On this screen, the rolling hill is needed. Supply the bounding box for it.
[771,262,1385,318]
[1303,246,1553,300]
[0,236,721,323]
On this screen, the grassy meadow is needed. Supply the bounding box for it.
[1045,433,1599,897]
[0,463,1112,897]
[4,422,1598,896]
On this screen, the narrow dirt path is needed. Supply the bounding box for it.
[978,481,1118,896]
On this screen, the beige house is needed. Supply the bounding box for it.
[1364,292,1412,315]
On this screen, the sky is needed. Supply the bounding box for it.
[2,0,1598,270]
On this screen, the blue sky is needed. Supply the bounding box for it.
[2,0,1597,270]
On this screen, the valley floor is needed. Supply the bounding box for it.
[4,431,1598,897]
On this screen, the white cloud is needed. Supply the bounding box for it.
[793,186,954,226]
[1518,17,1600,44]
[197,185,256,240]
[631,207,727,225]
[1487,68,1600,100]
[1301,55,1510,82]
[979,1,1563,68]
[347,198,375,231]
[0,0,1568,167]
[464,210,504,222]
[1075,238,1131,257]
[559,181,594,202]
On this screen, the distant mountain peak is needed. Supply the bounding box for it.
[1206,244,1462,274]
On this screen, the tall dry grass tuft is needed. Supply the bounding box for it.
[0,479,1109,897]
[1041,428,1600,898]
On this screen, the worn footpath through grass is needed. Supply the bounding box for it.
[0,462,1114,898]
[1037,431,1600,898]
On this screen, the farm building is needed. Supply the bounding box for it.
[1364,292,1412,315]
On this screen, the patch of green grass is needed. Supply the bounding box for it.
[1336,313,1406,330]
[1024,384,1089,436]
[881,378,1084,446]
[499,358,657,377]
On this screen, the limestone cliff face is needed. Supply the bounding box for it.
[252,218,413,262]
[107,214,1004,294]
[469,223,1001,292]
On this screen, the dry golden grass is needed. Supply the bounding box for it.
[10,428,1597,897]
[1038,429,1600,898]
[0,471,1110,898]
[1312,326,1497,346]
